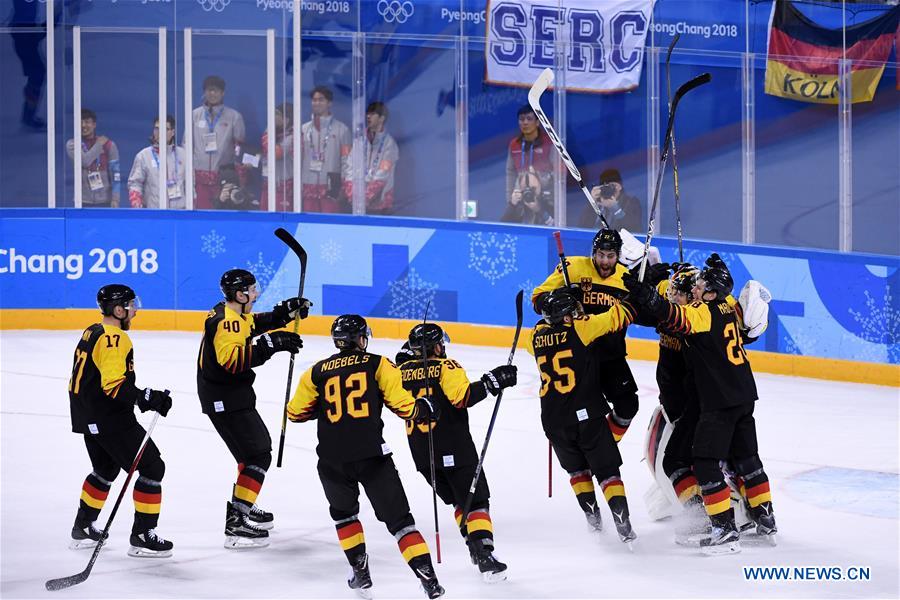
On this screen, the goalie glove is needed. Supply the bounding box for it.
[738,280,771,339]
[618,229,661,270]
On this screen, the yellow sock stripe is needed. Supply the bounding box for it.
[339,533,365,551]
[602,483,625,502]
[747,491,772,507]
[134,501,162,514]
[80,491,105,510]
[705,497,731,516]
[465,518,493,535]
[571,481,594,495]
[234,485,259,505]
[401,542,430,562]
[677,485,700,503]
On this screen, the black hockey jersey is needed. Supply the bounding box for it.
[400,357,486,472]
[68,323,140,435]
[289,349,416,463]
[528,302,635,431]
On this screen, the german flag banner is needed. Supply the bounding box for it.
[765,0,899,104]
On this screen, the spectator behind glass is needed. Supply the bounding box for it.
[501,168,554,226]
[343,101,399,215]
[66,108,121,207]
[505,104,554,218]
[261,102,294,212]
[578,168,643,232]
[300,85,351,213]
[191,75,246,210]
[128,115,187,209]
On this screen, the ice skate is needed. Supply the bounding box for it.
[225,501,270,549]
[69,521,103,550]
[747,501,777,545]
[414,563,445,599]
[347,553,373,599]
[584,507,603,532]
[674,497,712,546]
[611,508,637,550]
[469,539,508,583]
[248,503,274,531]
[700,512,741,556]
[128,528,173,558]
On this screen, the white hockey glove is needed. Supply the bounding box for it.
[738,280,771,338]
[618,228,660,269]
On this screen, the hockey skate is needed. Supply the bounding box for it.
[584,507,603,532]
[347,553,373,599]
[69,521,103,550]
[128,529,174,558]
[611,508,637,550]
[225,501,270,549]
[746,501,777,546]
[468,539,508,583]
[248,503,274,531]
[413,562,445,599]
[699,513,741,556]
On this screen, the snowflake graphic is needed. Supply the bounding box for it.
[201,229,226,258]
[848,287,900,363]
[782,328,818,356]
[321,239,342,266]
[245,252,277,293]
[387,268,439,320]
[682,249,739,271]
[468,232,518,285]
[519,278,539,295]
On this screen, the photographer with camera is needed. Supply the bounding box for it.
[215,163,254,210]
[501,167,553,225]
[578,168,642,231]
[504,105,555,222]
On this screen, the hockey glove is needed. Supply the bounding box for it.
[622,274,670,319]
[252,331,303,365]
[273,297,312,324]
[738,280,771,339]
[481,365,517,396]
[634,262,671,287]
[413,397,440,423]
[138,388,172,417]
[705,253,729,272]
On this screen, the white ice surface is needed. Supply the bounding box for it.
[1,330,898,599]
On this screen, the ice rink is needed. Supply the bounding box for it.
[2,329,898,599]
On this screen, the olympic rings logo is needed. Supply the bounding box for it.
[377,0,414,24]
[197,0,232,13]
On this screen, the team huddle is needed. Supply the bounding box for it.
[65,227,776,598]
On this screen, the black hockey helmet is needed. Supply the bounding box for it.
[592,228,622,255]
[668,265,699,301]
[698,265,733,301]
[220,269,256,302]
[541,287,582,325]
[97,284,138,316]
[332,314,371,349]
[409,323,451,358]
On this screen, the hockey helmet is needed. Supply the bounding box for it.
[592,228,623,255]
[220,269,256,302]
[332,314,372,349]
[97,284,139,316]
[698,265,733,301]
[408,323,451,358]
[541,287,582,325]
[667,265,699,302]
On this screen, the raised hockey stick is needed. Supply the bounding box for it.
[46,412,162,591]
[420,301,441,563]
[638,72,711,282]
[666,33,685,262]
[547,231,574,497]
[459,291,524,532]
[274,227,308,468]
[528,68,645,266]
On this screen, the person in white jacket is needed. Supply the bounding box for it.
[128,115,187,209]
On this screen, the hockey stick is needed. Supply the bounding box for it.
[458,291,524,533]
[528,68,645,266]
[274,227,308,468]
[420,301,441,563]
[665,33,685,262]
[638,72,711,282]
[46,411,163,591]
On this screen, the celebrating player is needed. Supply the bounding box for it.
[67,284,174,557]
[399,323,517,582]
[197,268,307,549]
[528,287,639,546]
[624,255,777,554]
[288,315,445,599]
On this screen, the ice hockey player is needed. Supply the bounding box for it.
[624,255,777,554]
[67,284,174,557]
[532,229,666,442]
[197,268,307,549]
[287,315,445,599]
[528,286,640,546]
[399,323,517,582]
